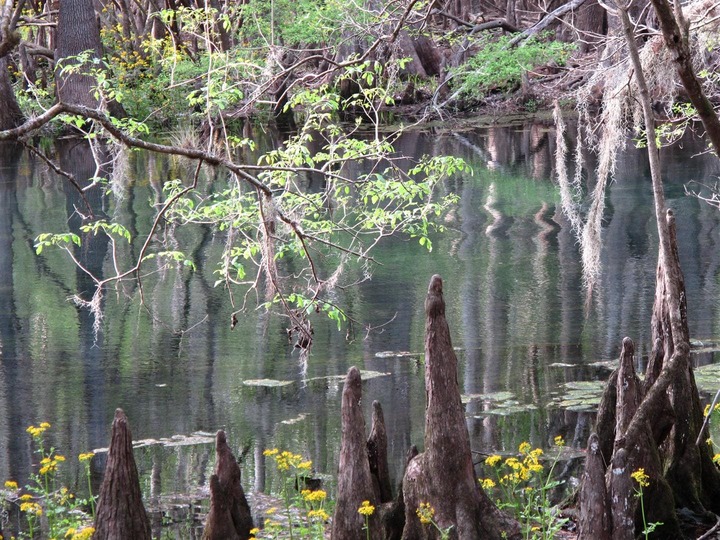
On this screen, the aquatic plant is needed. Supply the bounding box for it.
[481,438,568,539]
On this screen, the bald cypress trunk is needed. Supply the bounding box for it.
[93,409,151,540]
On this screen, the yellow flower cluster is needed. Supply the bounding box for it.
[703,403,720,417]
[713,453,720,465]
[263,448,311,471]
[26,422,51,438]
[301,489,327,503]
[78,452,95,462]
[39,454,66,475]
[308,508,330,521]
[64,527,95,540]
[249,527,260,539]
[416,502,435,524]
[480,478,496,490]
[485,443,544,486]
[631,468,650,488]
[554,435,566,447]
[4,480,18,490]
[357,500,375,516]
[20,501,43,516]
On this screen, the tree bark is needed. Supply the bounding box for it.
[577,433,611,540]
[203,475,241,540]
[55,0,103,108]
[401,275,519,540]
[202,430,254,539]
[367,400,393,503]
[0,56,23,130]
[93,409,152,540]
[331,367,382,540]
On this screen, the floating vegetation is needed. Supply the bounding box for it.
[243,378,294,387]
[587,359,619,370]
[306,370,390,382]
[280,413,308,425]
[551,380,606,412]
[471,401,539,417]
[461,391,516,404]
[462,391,538,415]
[374,351,421,358]
[695,363,720,392]
[94,431,216,452]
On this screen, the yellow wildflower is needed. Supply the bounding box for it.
[416,502,435,525]
[26,423,50,438]
[631,468,650,488]
[358,500,375,516]
[4,480,18,490]
[302,489,327,503]
[712,454,720,465]
[485,454,502,467]
[481,478,496,490]
[554,435,566,447]
[518,442,531,455]
[704,403,720,417]
[249,528,260,535]
[298,460,312,470]
[70,528,95,540]
[20,494,33,501]
[263,448,279,456]
[308,509,330,521]
[20,501,42,516]
[78,452,95,462]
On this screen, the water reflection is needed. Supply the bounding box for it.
[0,122,719,516]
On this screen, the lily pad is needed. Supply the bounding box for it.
[243,378,294,388]
[551,380,606,411]
[587,360,618,370]
[695,363,720,392]
[306,370,391,382]
[374,351,421,358]
[94,432,215,453]
[472,401,538,417]
[461,391,516,404]
[281,413,308,425]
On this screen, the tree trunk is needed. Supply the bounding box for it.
[55,0,124,117]
[331,367,382,540]
[55,0,102,107]
[0,56,23,130]
[367,400,393,503]
[649,0,720,156]
[203,475,241,540]
[577,433,611,540]
[401,275,519,540]
[578,5,720,537]
[93,409,152,540]
[202,430,254,540]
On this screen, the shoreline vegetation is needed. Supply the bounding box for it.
[2,0,720,538]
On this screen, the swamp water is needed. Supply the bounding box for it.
[1,121,720,533]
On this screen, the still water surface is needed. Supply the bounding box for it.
[1,121,719,519]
